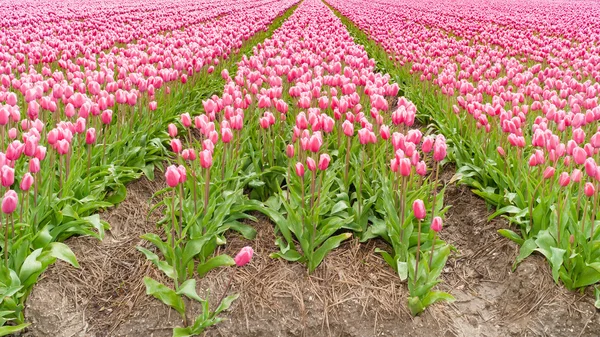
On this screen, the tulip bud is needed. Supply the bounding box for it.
[318,154,330,170]
[543,166,555,179]
[412,199,426,220]
[234,246,253,267]
[199,150,213,169]
[558,172,570,187]
[168,123,178,138]
[165,165,180,188]
[29,158,41,173]
[431,216,443,232]
[101,110,113,125]
[170,139,182,154]
[1,166,14,187]
[286,144,295,158]
[181,113,192,128]
[295,162,305,177]
[584,182,596,197]
[20,173,34,191]
[1,190,17,214]
[85,128,96,145]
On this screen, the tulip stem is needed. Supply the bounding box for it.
[191,169,198,216]
[215,269,235,316]
[203,168,210,217]
[300,176,305,234]
[221,143,227,180]
[102,125,108,165]
[87,144,92,172]
[590,183,599,240]
[428,233,436,267]
[581,199,589,234]
[358,148,365,215]
[430,162,440,220]
[414,219,422,285]
[399,176,407,242]
[178,185,184,238]
[4,214,8,268]
[344,136,351,184]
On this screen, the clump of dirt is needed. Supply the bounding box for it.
[24,165,600,337]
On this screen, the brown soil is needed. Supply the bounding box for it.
[23,165,600,337]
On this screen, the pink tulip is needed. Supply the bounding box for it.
[431,216,443,232]
[306,157,317,172]
[585,182,596,197]
[1,166,14,187]
[20,173,34,191]
[558,172,570,187]
[234,246,253,267]
[29,158,41,174]
[86,128,96,145]
[168,123,178,138]
[543,167,555,179]
[286,144,295,158]
[412,199,426,220]
[165,165,181,188]
[101,110,113,125]
[342,120,354,136]
[318,154,331,170]
[295,162,305,177]
[399,157,411,177]
[170,139,182,153]
[1,190,17,214]
[181,113,192,128]
[199,150,213,169]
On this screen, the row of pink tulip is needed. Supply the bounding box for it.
[0,0,299,333]
[162,0,452,316]
[327,0,600,291]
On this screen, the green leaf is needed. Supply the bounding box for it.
[137,246,175,279]
[176,279,204,302]
[181,237,211,267]
[421,290,455,308]
[407,296,424,316]
[143,277,185,316]
[225,221,257,240]
[0,323,30,336]
[498,229,524,245]
[397,261,408,281]
[309,233,352,273]
[549,247,566,283]
[574,265,600,288]
[330,200,348,214]
[172,327,193,337]
[197,255,236,278]
[594,286,600,309]
[214,293,239,315]
[142,164,155,181]
[514,238,537,267]
[48,242,80,268]
[107,184,127,204]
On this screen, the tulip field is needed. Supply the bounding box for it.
[2,0,600,335]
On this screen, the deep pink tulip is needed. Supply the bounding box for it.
[318,154,331,170]
[295,162,305,177]
[165,165,180,188]
[1,190,17,214]
[86,128,97,145]
[431,216,443,232]
[168,123,178,138]
[199,150,213,169]
[234,246,254,267]
[412,199,426,220]
[20,173,34,191]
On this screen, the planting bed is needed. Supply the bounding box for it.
[1,0,599,336]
